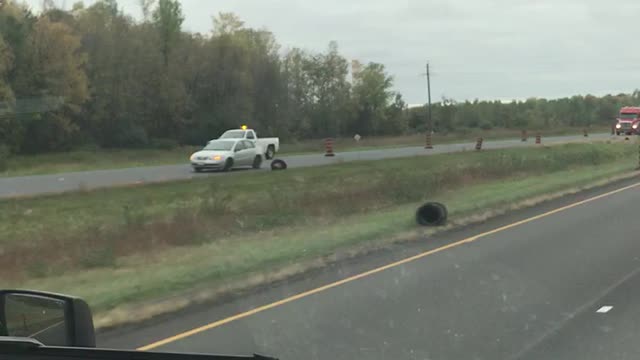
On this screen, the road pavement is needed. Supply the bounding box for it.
[0,133,610,198]
[99,177,640,360]
[519,265,640,360]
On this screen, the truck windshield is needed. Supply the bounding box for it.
[220,130,246,139]
[204,141,235,151]
[619,113,638,120]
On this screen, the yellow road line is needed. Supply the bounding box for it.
[138,180,640,351]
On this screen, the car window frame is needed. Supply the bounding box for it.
[204,140,234,151]
[243,140,255,149]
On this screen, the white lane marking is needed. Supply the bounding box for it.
[596,306,613,313]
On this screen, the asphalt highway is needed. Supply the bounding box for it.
[99,176,640,360]
[0,133,610,198]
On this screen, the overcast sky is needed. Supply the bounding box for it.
[28,0,640,104]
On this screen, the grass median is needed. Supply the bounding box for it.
[2,141,637,327]
[0,126,608,177]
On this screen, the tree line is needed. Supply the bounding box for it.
[0,0,635,155]
[409,92,639,133]
[0,0,405,154]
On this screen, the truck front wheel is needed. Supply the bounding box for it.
[265,145,275,160]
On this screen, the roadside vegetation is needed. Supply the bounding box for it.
[0,126,609,177]
[2,142,637,326]
[280,125,609,153]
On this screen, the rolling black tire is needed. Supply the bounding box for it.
[433,202,448,224]
[252,155,263,169]
[616,131,620,136]
[265,145,275,160]
[271,159,287,170]
[222,158,233,172]
[416,202,448,226]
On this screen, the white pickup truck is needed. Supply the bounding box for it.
[216,128,280,159]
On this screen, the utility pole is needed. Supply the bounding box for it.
[424,62,434,149]
[426,62,432,133]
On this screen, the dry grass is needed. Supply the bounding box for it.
[1,142,634,282]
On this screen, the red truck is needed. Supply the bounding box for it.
[615,107,640,135]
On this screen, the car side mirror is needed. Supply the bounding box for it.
[0,290,95,348]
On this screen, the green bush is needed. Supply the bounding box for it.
[114,125,149,148]
[480,121,493,130]
[148,138,179,150]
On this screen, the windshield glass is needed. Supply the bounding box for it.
[219,130,246,139]
[619,113,638,120]
[203,140,235,151]
[3,1,640,360]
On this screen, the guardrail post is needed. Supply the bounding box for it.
[521,129,527,142]
[324,138,335,157]
[475,137,483,151]
[425,132,433,149]
[583,128,588,137]
[535,133,541,145]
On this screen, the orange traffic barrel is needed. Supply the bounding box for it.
[425,132,433,149]
[324,138,335,157]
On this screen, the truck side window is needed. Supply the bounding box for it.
[244,140,255,149]
[247,131,255,140]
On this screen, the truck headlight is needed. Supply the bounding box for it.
[633,124,638,129]
[616,124,622,129]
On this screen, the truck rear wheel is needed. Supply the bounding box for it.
[265,145,275,160]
